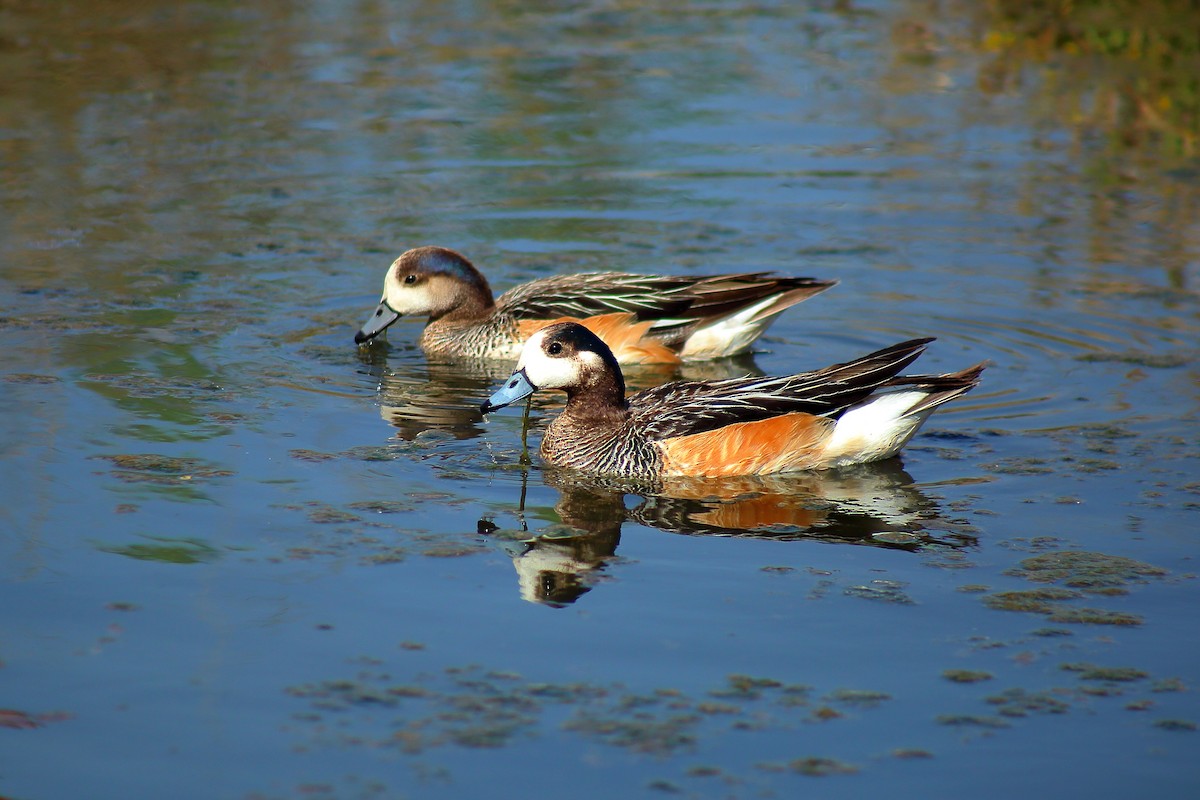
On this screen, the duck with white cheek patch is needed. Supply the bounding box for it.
[481,322,986,481]
[354,246,836,364]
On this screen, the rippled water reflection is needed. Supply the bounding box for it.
[2,1,1198,798]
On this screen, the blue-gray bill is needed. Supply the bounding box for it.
[481,368,537,414]
[354,299,400,344]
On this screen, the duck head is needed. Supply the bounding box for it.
[481,322,625,413]
[354,246,494,344]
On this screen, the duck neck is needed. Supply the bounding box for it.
[563,371,628,422]
[429,283,496,326]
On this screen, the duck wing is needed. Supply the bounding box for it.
[496,271,835,333]
[629,338,935,440]
[496,273,697,320]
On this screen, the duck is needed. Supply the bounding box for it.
[480,322,985,479]
[354,246,836,364]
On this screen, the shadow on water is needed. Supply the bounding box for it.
[478,461,975,607]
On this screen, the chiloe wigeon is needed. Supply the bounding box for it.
[354,246,835,364]
[481,322,985,479]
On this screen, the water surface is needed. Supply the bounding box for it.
[2,1,1198,798]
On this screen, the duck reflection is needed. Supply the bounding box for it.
[355,342,509,440]
[480,461,973,607]
[478,483,624,607]
[356,339,760,441]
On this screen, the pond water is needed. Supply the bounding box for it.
[2,1,1198,798]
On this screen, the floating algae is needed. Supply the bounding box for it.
[943,670,994,684]
[1006,551,1167,588]
[982,551,1166,626]
[985,688,1071,717]
[983,588,1082,613]
[1060,663,1149,682]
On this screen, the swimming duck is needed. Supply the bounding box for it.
[481,322,985,479]
[354,246,836,363]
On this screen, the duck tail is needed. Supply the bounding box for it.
[820,359,986,467]
[884,361,988,418]
[675,275,837,359]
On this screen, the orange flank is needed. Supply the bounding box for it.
[517,313,681,365]
[658,413,835,478]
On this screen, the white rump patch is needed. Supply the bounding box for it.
[678,296,781,359]
[822,390,935,467]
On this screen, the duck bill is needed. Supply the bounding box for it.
[354,298,401,344]
[481,368,537,414]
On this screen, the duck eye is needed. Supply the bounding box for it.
[548,342,563,355]
[404,274,417,284]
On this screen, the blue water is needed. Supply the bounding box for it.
[2,1,1198,798]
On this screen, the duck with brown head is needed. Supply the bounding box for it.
[355,246,837,364]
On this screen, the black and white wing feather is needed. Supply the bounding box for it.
[495,271,836,332]
[629,338,935,440]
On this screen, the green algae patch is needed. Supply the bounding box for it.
[981,457,1054,476]
[1006,551,1167,588]
[564,712,701,754]
[936,714,1011,729]
[1046,607,1143,626]
[98,535,220,564]
[362,548,407,565]
[1153,719,1197,732]
[97,453,233,484]
[1030,628,1075,640]
[943,670,993,684]
[826,689,891,707]
[283,664,899,764]
[756,757,859,776]
[306,504,361,524]
[985,688,1070,717]
[811,706,843,721]
[1060,663,1149,682]
[349,500,415,514]
[787,757,859,776]
[709,674,784,700]
[3,372,60,384]
[984,551,1164,627]
[289,449,339,462]
[983,588,1081,613]
[421,543,489,558]
[892,748,934,759]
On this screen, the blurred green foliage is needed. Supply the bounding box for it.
[977,0,1200,155]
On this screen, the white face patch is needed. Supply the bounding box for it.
[382,266,436,315]
[517,330,585,390]
[515,330,547,371]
